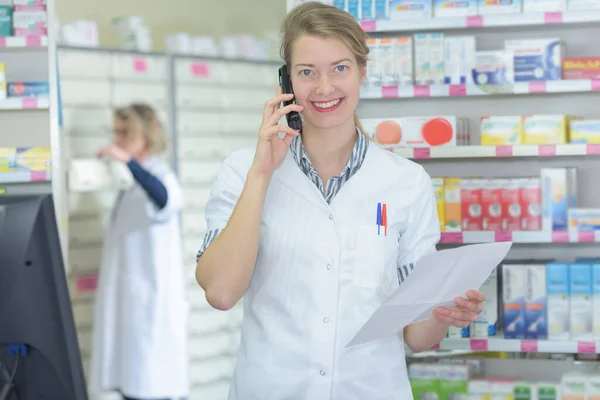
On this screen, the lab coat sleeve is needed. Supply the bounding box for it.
[144,166,182,223]
[396,166,441,285]
[196,155,246,262]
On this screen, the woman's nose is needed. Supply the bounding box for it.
[316,76,335,96]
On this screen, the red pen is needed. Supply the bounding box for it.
[382,203,387,236]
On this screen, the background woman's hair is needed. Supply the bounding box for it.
[114,103,168,154]
[279,1,371,139]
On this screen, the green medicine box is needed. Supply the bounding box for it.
[0,6,12,37]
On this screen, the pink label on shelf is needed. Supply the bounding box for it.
[76,275,99,293]
[544,11,563,24]
[414,148,431,159]
[592,79,600,91]
[22,98,38,109]
[578,231,595,242]
[449,84,466,96]
[132,58,148,74]
[0,37,6,47]
[440,232,463,244]
[552,231,569,243]
[413,85,430,97]
[360,20,377,32]
[528,81,547,93]
[29,171,46,181]
[538,144,556,157]
[577,341,596,354]
[431,344,440,350]
[466,15,483,27]
[520,340,538,352]
[25,36,41,47]
[470,339,488,351]
[191,62,210,77]
[495,145,513,157]
[381,86,399,98]
[587,144,600,155]
[494,231,513,242]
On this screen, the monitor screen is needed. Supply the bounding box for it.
[0,194,88,400]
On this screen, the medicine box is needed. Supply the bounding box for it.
[514,382,537,400]
[389,0,433,19]
[434,0,476,16]
[546,262,570,340]
[481,179,502,232]
[504,39,564,82]
[519,178,542,231]
[432,178,445,232]
[569,119,600,144]
[562,57,600,80]
[395,37,413,86]
[502,178,522,232]
[7,82,49,98]
[444,178,461,232]
[438,365,469,399]
[567,0,600,10]
[12,10,47,36]
[375,0,390,18]
[0,5,12,37]
[461,178,483,231]
[523,0,566,12]
[478,0,522,13]
[541,168,577,232]
[444,36,476,85]
[480,116,523,146]
[522,114,574,145]
[592,261,600,339]
[537,383,561,400]
[502,264,526,339]
[361,0,374,19]
[347,0,361,19]
[471,267,498,337]
[525,264,547,339]
[362,116,464,147]
[569,263,593,340]
[472,51,514,85]
[568,208,600,234]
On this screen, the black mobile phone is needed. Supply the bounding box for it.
[278,65,302,132]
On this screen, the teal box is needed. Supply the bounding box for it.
[0,6,12,37]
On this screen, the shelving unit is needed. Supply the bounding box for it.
[57,45,277,400]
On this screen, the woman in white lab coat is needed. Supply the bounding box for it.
[196,3,485,400]
[90,104,188,400]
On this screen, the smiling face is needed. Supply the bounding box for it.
[290,35,365,133]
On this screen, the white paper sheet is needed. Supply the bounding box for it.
[346,241,512,347]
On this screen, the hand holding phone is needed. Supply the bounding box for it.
[278,65,303,132]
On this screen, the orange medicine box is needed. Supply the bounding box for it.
[562,57,600,79]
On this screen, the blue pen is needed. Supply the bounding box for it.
[376,202,381,235]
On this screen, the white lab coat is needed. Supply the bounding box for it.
[203,143,440,400]
[89,156,189,399]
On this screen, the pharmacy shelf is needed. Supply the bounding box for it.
[0,36,48,48]
[0,170,51,184]
[0,97,50,110]
[360,79,599,99]
[360,10,600,33]
[388,144,600,159]
[439,230,600,244]
[432,338,600,354]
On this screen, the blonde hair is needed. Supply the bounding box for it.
[280,1,370,138]
[114,103,168,154]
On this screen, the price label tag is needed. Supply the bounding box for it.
[191,62,210,77]
[539,145,557,157]
[382,86,399,98]
[0,37,6,47]
[578,231,595,243]
[551,231,569,243]
[76,275,99,293]
[440,232,463,244]
[132,58,148,74]
[470,339,488,351]
[520,340,538,352]
[25,36,41,47]
[414,148,431,159]
[528,82,547,94]
[494,231,513,242]
[495,146,513,157]
[592,79,600,91]
[360,20,377,32]
[22,98,38,109]
[449,85,466,96]
[544,11,563,24]
[577,341,596,354]
[466,15,483,27]
[29,171,46,181]
[413,85,431,98]
[587,144,600,155]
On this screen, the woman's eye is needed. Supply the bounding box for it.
[336,65,347,72]
[300,69,312,76]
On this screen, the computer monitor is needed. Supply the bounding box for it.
[0,193,88,400]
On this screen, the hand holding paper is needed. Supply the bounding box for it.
[346,241,512,347]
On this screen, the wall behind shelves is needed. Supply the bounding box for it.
[55,0,286,50]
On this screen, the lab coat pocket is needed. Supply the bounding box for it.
[351,225,399,290]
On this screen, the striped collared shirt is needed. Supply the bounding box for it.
[289,130,369,203]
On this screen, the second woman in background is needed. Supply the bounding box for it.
[89,104,189,400]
